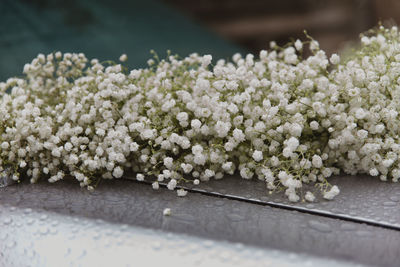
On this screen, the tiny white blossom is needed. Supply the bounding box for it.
[136,173,145,181]
[323,185,340,200]
[177,189,188,197]
[252,150,263,162]
[119,54,128,62]
[305,191,315,202]
[330,54,340,65]
[163,208,171,216]
[152,182,159,190]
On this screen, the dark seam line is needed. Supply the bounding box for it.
[126,178,400,232]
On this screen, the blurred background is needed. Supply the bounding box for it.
[1,0,399,81]
[163,0,400,55]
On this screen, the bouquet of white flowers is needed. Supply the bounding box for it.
[1,26,399,202]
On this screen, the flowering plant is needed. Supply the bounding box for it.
[1,26,399,202]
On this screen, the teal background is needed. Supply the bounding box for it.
[0,0,245,81]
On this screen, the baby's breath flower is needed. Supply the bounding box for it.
[305,191,315,202]
[3,26,400,202]
[119,54,128,62]
[177,189,188,197]
[163,208,171,216]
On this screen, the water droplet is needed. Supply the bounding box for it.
[215,200,225,206]
[6,241,15,249]
[152,241,162,250]
[203,240,214,248]
[340,223,356,231]
[172,213,196,222]
[39,226,49,235]
[25,248,35,258]
[389,196,400,202]
[93,232,101,239]
[227,213,245,221]
[383,201,397,207]
[26,218,35,225]
[356,230,373,237]
[9,207,16,212]
[40,214,48,221]
[64,248,71,256]
[220,251,232,261]
[78,249,87,258]
[3,217,12,225]
[0,232,8,241]
[308,220,331,233]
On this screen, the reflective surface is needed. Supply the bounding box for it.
[1,179,399,266]
[167,174,400,229]
[0,203,361,267]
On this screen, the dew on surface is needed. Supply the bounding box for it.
[0,203,361,267]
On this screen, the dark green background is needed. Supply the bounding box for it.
[0,0,245,81]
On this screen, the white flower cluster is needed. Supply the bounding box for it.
[1,26,400,201]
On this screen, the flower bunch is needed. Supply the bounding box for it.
[1,26,400,201]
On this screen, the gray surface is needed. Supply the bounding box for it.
[1,179,400,266]
[153,174,400,229]
[0,204,361,267]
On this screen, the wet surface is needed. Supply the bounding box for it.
[157,174,400,230]
[1,1,400,266]
[0,202,361,267]
[0,179,399,266]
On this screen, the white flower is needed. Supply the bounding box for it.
[181,163,193,173]
[323,185,340,200]
[112,166,124,178]
[310,121,319,130]
[215,121,231,138]
[252,150,263,162]
[285,137,299,151]
[130,142,139,152]
[369,168,379,176]
[289,123,303,137]
[240,168,253,179]
[5,27,400,203]
[204,169,215,178]
[163,208,171,216]
[163,157,174,168]
[136,173,145,181]
[312,155,323,168]
[294,39,303,51]
[288,193,300,202]
[192,144,203,155]
[191,119,202,129]
[141,129,155,140]
[152,182,159,190]
[354,108,366,120]
[177,189,188,197]
[330,54,340,65]
[167,179,177,190]
[305,191,315,202]
[202,55,212,68]
[119,54,128,62]
[232,128,245,142]
[177,112,188,122]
